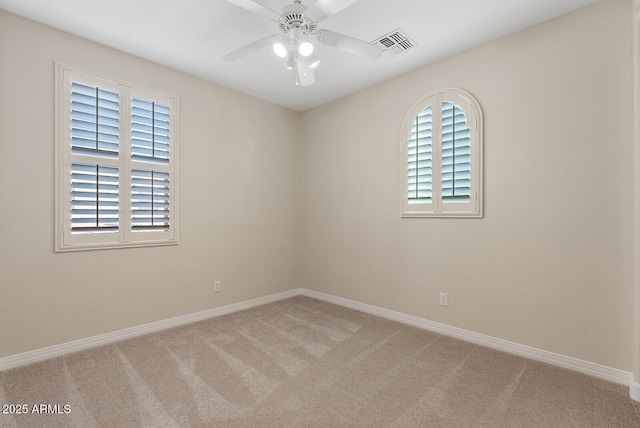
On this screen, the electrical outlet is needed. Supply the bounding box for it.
[439,292,448,307]
[213,280,221,293]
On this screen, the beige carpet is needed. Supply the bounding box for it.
[1,295,639,427]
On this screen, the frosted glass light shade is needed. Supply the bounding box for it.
[298,41,314,57]
[273,43,287,58]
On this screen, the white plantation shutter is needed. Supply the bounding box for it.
[407,106,433,204]
[68,79,121,237]
[131,98,171,164]
[130,94,173,235]
[56,64,178,251]
[441,102,471,203]
[131,169,170,231]
[70,164,119,231]
[402,88,482,218]
[70,83,119,158]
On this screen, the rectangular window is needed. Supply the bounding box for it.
[55,64,178,251]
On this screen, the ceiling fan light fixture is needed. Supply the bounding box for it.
[224,0,380,87]
[307,54,320,69]
[296,55,316,86]
[298,39,314,57]
[285,49,296,70]
[273,42,287,58]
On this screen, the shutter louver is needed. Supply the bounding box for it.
[131,169,170,231]
[407,105,432,204]
[131,98,170,164]
[441,102,471,203]
[70,83,119,158]
[70,163,119,232]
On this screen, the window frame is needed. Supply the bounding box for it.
[55,63,179,252]
[401,88,483,218]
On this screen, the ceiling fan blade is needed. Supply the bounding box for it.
[296,57,316,86]
[315,29,382,60]
[223,34,280,61]
[305,0,357,23]
[225,0,281,20]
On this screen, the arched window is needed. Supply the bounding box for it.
[403,88,483,217]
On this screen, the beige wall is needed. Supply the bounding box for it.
[0,11,302,357]
[300,0,635,371]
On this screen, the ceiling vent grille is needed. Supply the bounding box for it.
[373,29,416,58]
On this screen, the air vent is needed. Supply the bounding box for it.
[373,29,416,58]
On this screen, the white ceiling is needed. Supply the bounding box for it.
[0,0,599,111]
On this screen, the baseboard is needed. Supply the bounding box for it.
[631,379,640,401]
[0,289,301,372]
[300,289,639,402]
[2,287,638,403]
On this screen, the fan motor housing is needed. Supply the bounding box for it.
[279,3,317,34]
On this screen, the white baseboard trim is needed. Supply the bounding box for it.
[631,379,640,401]
[2,287,639,403]
[0,289,300,372]
[300,289,640,402]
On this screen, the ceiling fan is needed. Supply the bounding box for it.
[223,0,383,86]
